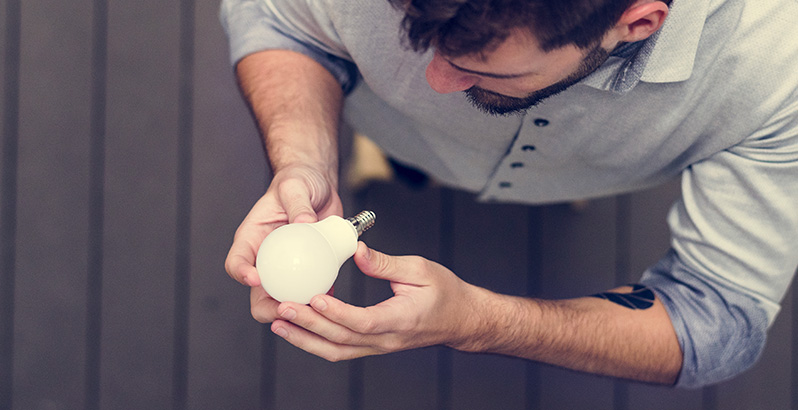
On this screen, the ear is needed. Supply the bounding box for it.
[613,1,669,43]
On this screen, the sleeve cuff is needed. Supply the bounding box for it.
[640,249,769,388]
[219,0,359,93]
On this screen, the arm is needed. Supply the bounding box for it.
[472,286,682,384]
[267,90,798,385]
[224,50,345,320]
[220,0,362,321]
[269,242,682,384]
[237,49,343,189]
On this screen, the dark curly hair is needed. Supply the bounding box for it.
[387,0,646,56]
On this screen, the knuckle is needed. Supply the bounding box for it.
[277,179,308,200]
[233,223,246,239]
[225,260,244,282]
[377,254,401,276]
[323,351,346,363]
[406,255,428,271]
[395,317,417,334]
[251,312,269,324]
[379,337,404,353]
[355,314,380,334]
[325,328,351,345]
[251,306,274,324]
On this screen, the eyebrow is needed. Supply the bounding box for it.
[446,59,533,79]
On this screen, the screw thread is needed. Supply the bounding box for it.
[346,210,376,237]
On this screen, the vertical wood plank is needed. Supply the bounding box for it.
[172,0,194,408]
[0,0,20,408]
[353,181,443,410]
[100,1,180,407]
[85,0,107,409]
[273,338,350,409]
[449,192,529,410]
[186,0,267,407]
[12,0,93,409]
[0,0,7,111]
[623,179,703,409]
[536,198,618,410]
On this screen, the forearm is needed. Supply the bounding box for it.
[236,49,343,182]
[458,285,682,384]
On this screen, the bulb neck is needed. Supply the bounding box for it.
[346,210,376,237]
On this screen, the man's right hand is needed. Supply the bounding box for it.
[225,164,343,321]
[229,48,345,323]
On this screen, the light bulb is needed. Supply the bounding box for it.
[256,210,376,304]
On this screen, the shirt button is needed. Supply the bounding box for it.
[510,162,524,168]
[499,182,512,188]
[533,118,549,127]
[522,145,536,152]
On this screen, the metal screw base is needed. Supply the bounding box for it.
[346,210,376,236]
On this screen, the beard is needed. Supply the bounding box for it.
[464,45,610,116]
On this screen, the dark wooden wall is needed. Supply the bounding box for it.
[1,1,795,409]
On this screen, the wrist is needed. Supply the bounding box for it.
[266,131,339,179]
[447,285,540,354]
[271,159,339,191]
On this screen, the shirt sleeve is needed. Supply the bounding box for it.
[219,0,359,93]
[641,95,798,388]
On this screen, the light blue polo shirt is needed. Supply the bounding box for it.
[220,0,798,387]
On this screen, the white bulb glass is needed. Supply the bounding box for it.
[256,211,375,304]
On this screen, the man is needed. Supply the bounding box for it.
[220,0,798,387]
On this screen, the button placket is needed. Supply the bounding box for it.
[495,117,549,192]
[512,118,547,169]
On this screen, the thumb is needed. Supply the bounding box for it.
[282,192,317,224]
[353,242,426,284]
[276,178,319,224]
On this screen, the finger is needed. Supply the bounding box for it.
[276,302,374,347]
[250,286,280,323]
[225,224,267,286]
[277,178,318,224]
[308,294,404,336]
[226,252,261,287]
[353,242,428,284]
[270,319,377,362]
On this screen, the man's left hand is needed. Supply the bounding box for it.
[267,242,486,361]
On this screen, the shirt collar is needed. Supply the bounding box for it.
[580,0,710,93]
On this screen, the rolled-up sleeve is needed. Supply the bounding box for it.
[641,95,798,388]
[219,0,359,92]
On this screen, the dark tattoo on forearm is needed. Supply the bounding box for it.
[591,284,655,310]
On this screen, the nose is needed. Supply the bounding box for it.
[425,52,478,94]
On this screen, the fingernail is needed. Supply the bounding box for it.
[280,308,296,320]
[273,327,287,338]
[311,297,328,312]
